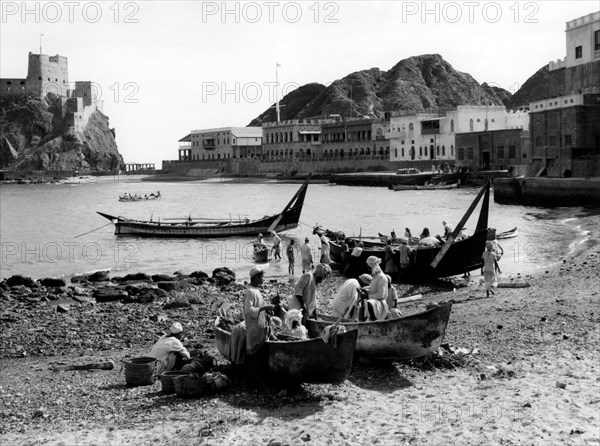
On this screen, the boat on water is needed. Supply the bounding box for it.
[98,179,309,238]
[306,304,452,360]
[214,319,357,384]
[119,192,161,202]
[253,245,269,263]
[318,181,493,279]
[496,226,518,239]
[391,182,459,191]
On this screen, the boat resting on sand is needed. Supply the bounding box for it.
[98,180,308,238]
[306,304,452,361]
[214,320,357,384]
[496,227,518,240]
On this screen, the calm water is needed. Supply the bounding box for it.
[1,179,598,281]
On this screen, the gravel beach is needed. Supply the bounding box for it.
[1,243,598,446]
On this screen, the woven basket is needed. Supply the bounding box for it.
[173,374,208,398]
[159,371,190,394]
[124,357,157,387]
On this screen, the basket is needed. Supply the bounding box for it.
[159,371,190,394]
[124,357,158,387]
[173,374,208,398]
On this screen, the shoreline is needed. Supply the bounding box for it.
[1,240,599,444]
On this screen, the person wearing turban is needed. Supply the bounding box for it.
[290,263,332,324]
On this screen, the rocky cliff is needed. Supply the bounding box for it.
[0,93,124,172]
[249,54,512,125]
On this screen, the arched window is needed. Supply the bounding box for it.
[419,147,422,156]
[360,147,365,155]
[340,149,344,158]
[469,119,474,132]
[366,147,371,155]
[450,119,454,133]
[299,149,304,158]
[409,123,414,131]
[334,149,339,158]
[307,148,311,157]
[394,148,398,158]
[410,147,415,160]
[442,145,446,156]
[401,147,405,157]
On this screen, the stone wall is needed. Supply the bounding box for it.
[494,177,600,206]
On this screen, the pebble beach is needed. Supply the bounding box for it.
[0,242,598,446]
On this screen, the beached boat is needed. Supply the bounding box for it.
[98,180,309,238]
[496,227,518,239]
[319,181,492,279]
[306,304,452,360]
[214,320,357,384]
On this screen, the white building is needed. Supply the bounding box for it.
[178,127,263,161]
[388,106,529,164]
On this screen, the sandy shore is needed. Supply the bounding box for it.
[1,243,598,445]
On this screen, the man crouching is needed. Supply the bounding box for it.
[149,322,191,375]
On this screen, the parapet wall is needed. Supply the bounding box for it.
[494,177,600,206]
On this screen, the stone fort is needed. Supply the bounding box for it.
[1,52,101,132]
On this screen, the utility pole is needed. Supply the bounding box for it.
[39,34,44,54]
[275,62,281,123]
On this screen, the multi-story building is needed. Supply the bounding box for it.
[387,106,527,169]
[320,118,389,158]
[530,11,600,177]
[178,127,262,161]
[262,118,336,161]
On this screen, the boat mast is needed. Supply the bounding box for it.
[275,62,281,123]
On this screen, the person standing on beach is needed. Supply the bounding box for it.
[398,239,412,278]
[481,241,501,298]
[271,231,282,261]
[300,237,313,273]
[286,239,296,276]
[244,266,275,389]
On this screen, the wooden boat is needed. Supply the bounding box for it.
[98,180,308,238]
[214,320,357,384]
[306,304,452,360]
[496,227,518,239]
[391,182,458,191]
[119,193,161,202]
[321,181,492,279]
[253,246,269,263]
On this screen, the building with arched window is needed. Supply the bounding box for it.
[179,127,262,160]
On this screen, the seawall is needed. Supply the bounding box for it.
[494,177,600,207]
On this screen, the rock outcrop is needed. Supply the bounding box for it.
[250,54,512,125]
[0,93,124,171]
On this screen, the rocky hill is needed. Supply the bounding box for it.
[249,54,512,125]
[508,64,562,108]
[0,93,124,172]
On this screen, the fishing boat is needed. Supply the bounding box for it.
[319,181,492,279]
[391,182,459,191]
[118,192,161,202]
[98,180,309,238]
[306,304,452,360]
[214,320,357,384]
[253,245,269,263]
[496,226,518,239]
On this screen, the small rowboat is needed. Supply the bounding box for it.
[496,227,518,240]
[306,304,452,360]
[391,183,459,191]
[214,320,358,384]
[253,246,269,263]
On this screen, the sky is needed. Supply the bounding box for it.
[1,1,598,168]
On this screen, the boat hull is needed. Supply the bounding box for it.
[306,304,452,360]
[214,324,357,384]
[331,229,489,279]
[98,180,308,238]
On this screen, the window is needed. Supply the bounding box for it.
[442,146,445,156]
[419,147,422,156]
[394,148,398,158]
[596,30,600,51]
[409,123,414,131]
[469,119,474,132]
[535,136,543,147]
[564,134,572,146]
[450,119,454,133]
[401,147,405,157]
[575,46,582,59]
[548,135,557,147]
[467,148,474,160]
[497,146,504,160]
[458,148,465,160]
[508,145,516,159]
[451,145,454,156]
